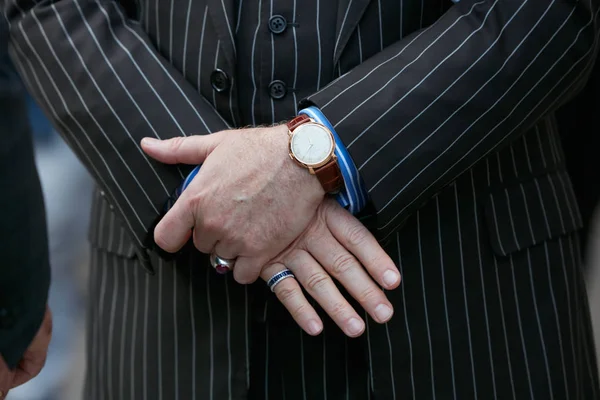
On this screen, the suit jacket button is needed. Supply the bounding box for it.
[210,69,230,93]
[268,15,287,34]
[269,80,287,100]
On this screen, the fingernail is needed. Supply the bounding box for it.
[382,270,400,287]
[347,318,364,336]
[141,137,159,146]
[307,320,322,335]
[375,304,393,322]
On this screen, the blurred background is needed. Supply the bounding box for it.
[5,91,600,400]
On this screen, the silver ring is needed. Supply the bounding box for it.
[267,269,295,292]
[210,252,236,274]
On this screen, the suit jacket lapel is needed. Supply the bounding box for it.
[334,0,371,64]
[206,0,237,67]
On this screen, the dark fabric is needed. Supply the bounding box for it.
[0,18,50,369]
[2,0,599,398]
[556,54,600,257]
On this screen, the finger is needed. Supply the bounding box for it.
[0,355,14,399]
[212,239,243,260]
[141,131,226,165]
[325,202,401,290]
[154,198,195,253]
[261,263,323,336]
[286,250,365,337]
[233,254,272,284]
[307,228,394,324]
[192,227,219,255]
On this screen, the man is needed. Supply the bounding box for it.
[0,17,52,399]
[2,0,599,399]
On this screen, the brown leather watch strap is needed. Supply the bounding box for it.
[286,114,311,131]
[315,159,343,194]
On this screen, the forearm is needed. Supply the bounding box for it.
[304,0,598,239]
[2,0,230,246]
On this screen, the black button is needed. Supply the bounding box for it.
[0,308,16,329]
[268,15,287,34]
[210,69,230,93]
[269,80,287,100]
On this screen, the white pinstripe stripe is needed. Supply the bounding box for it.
[130,261,139,400]
[269,0,275,124]
[181,0,193,76]
[453,182,478,398]
[396,233,414,398]
[264,302,269,400]
[435,196,457,400]
[11,29,149,236]
[206,268,215,400]
[250,0,262,126]
[365,309,374,393]
[379,10,600,237]
[416,211,436,399]
[225,277,232,400]
[219,0,236,56]
[98,253,109,400]
[526,248,555,399]
[168,0,174,63]
[344,338,350,400]
[158,260,164,400]
[143,270,149,400]
[333,0,353,62]
[190,264,197,400]
[198,6,209,91]
[377,0,383,51]
[509,253,536,399]
[119,258,130,400]
[173,261,180,400]
[323,333,327,400]
[469,169,497,399]
[213,42,221,109]
[316,0,322,90]
[235,0,243,34]
[300,328,307,400]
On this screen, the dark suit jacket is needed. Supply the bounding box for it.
[556,54,600,256]
[0,19,50,369]
[2,1,599,398]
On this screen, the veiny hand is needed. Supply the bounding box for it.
[260,199,401,337]
[142,126,325,284]
[0,307,52,398]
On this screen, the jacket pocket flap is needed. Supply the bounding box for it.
[484,171,582,257]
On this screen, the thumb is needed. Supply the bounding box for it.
[141,131,227,164]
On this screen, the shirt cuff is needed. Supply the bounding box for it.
[299,106,368,215]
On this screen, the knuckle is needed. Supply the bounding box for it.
[168,136,186,152]
[330,301,349,319]
[275,285,298,303]
[330,253,357,276]
[345,224,369,247]
[356,286,383,305]
[305,271,332,292]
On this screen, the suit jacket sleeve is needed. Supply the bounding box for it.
[1,0,230,248]
[302,0,599,241]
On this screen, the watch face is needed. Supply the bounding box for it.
[290,123,335,166]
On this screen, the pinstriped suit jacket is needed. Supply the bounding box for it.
[2,0,600,398]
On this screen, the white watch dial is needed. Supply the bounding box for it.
[290,123,334,166]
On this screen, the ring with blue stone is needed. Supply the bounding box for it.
[267,269,295,292]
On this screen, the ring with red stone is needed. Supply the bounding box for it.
[209,252,236,274]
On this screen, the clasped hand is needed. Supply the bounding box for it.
[142,126,401,337]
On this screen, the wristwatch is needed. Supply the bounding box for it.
[286,114,343,194]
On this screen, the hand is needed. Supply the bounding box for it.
[0,307,52,398]
[260,199,401,337]
[142,126,326,284]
